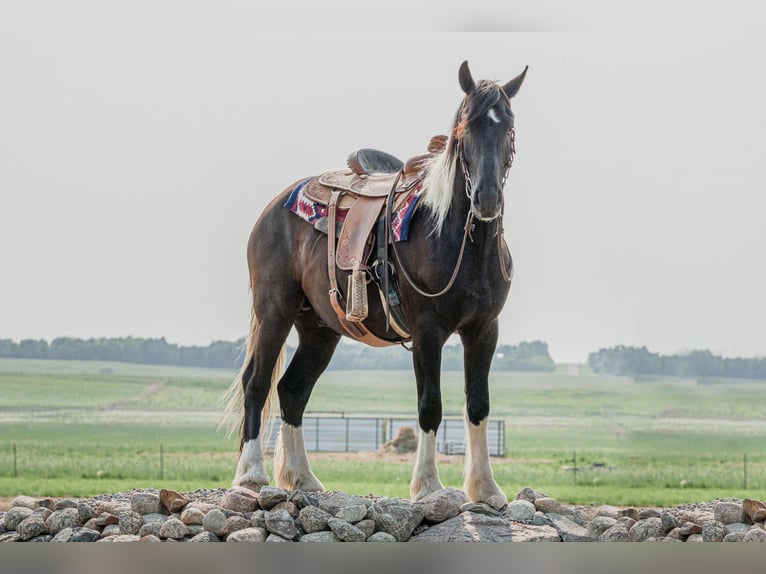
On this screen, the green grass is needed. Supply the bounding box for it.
[1,358,766,506]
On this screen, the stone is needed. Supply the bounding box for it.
[83,518,99,531]
[226,515,251,535]
[139,535,162,543]
[96,501,130,515]
[414,488,469,524]
[141,513,167,525]
[615,516,636,530]
[117,511,142,535]
[629,517,663,542]
[300,531,340,542]
[17,515,48,541]
[327,517,367,542]
[77,503,97,523]
[686,534,704,542]
[701,520,727,542]
[10,496,39,510]
[514,487,547,503]
[461,502,500,516]
[546,513,591,542]
[532,512,551,526]
[46,508,82,535]
[620,508,639,521]
[723,531,746,542]
[638,508,661,519]
[181,508,205,524]
[367,532,396,542]
[666,527,682,540]
[679,522,703,537]
[189,531,220,542]
[160,489,190,513]
[95,513,119,527]
[70,528,101,542]
[186,525,204,537]
[266,534,289,542]
[264,509,299,540]
[714,502,745,525]
[0,532,21,543]
[251,510,267,529]
[409,512,512,542]
[512,523,561,542]
[226,527,267,542]
[595,505,620,519]
[506,500,536,523]
[5,506,34,530]
[660,512,680,533]
[355,519,375,539]
[130,492,161,515]
[138,522,162,538]
[99,534,141,542]
[297,505,332,533]
[221,487,259,513]
[587,516,617,540]
[743,499,766,523]
[291,491,321,509]
[599,524,630,542]
[725,522,750,535]
[335,504,368,524]
[258,487,288,509]
[203,509,228,537]
[159,518,187,540]
[272,501,299,518]
[319,492,371,516]
[34,507,53,520]
[369,498,425,542]
[744,528,766,542]
[101,524,121,538]
[533,497,562,514]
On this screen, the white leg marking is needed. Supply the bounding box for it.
[273,422,325,491]
[463,413,507,509]
[233,438,269,489]
[487,107,500,124]
[410,429,444,501]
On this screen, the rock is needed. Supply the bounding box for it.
[335,504,368,524]
[532,512,552,526]
[547,513,591,542]
[409,512,512,542]
[514,487,547,503]
[319,492,371,516]
[725,522,750,535]
[744,528,766,542]
[666,527,682,540]
[180,507,205,525]
[369,498,425,542]
[0,532,21,543]
[99,534,141,542]
[620,508,639,521]
[599,524,630,542]
[138,522,162,538]
[117,511,142,536]
[615,516,636,530]
[141,513,166,525]
[355,519,375,539]
[139,535,162,543]
[297,506,332,533]
[300,531,340,542]
[203,509,228,537]
[101,524,120,538]
[512,523,561,542]
[266,533,289,542]
[46,508,82,535]
[77,503,97,523]
[743,499,766,523]
[189,531,220,542]
[414,488,469,524]
[96,501,130,515]
[226,527,267,542]
[327,517,366,542]
[131,492,161,515]
[17,515,48,541]
[534,497,561,514]
[251,510,267,529]
[33,507,53,521]
[221,487,260,513]
[638,508,661,519]
[723,531,745,542]
[56,500,79,510]
[70,528,101,542]
[37,499,56,512]
[291,491,321,509]
[506,500,536,523]
[686,534,704,542]
[10,496,39,510]
[83,518,99,531]
[461,502,500,516]
[679,522,703,537]
[660,512,679,533]
[159,518,187,540]
[5,507,34,530]
[226,516,251,535]
[714,502,745,525]
[595,505,620,519]
[629,517,663,542]
[367,532,396,542]
[272,501,299,518]
[186,525,204,537]
[95,513,119,527]
[587,516,617,540]
[701,520,727,542]
[160,489,190,513]
[264,509,299,540]
[258,487,288,509]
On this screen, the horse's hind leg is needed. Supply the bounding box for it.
[460,320,507,510]
[273,317,340,491]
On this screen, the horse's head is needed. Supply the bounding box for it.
[455,61,528,221]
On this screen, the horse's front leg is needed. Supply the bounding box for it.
[460,320,507,510]
[409,328,448,501]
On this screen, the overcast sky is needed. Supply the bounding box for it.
[1,2,764,363]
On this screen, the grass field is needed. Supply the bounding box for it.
[1,359,766,506]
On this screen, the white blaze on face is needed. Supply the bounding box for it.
[487,107,501,124]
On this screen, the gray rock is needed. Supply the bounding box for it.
[250,510,267,529]
[159,518,187,539]
[221,486,259,513]
[533,497,561,514]
[266,533,289,542]
[409,512,512,542]
[355,519,375,539]
[514,487,548,503]
[570,509,589,527]
[599,524,630,542]
[5,506,34,530]
[272,501,299,518]
[226,515,251,535]
[512,523,561,542]
[291,491,321,509]
[47,508,82,535]
[29,535,53,542]
[70,528,101,542]
[180,508,203,525]
[744,528,766,542]
[367,532,396,542]
[37,499,56,512]
[715,502,745,525]
[369,498,425,542]
[138,522,162,538]
[686,534,704,542]
[227,527,267,542]
[547,513,591,542]
[11,496,39,510]
[258,487,288,509]
[531,512,552,526]
[130,492,161,515]
[327,517,366,542]
[117,511,142,535]
[461,502,500,516]
[52,527,75,542]
[297,505,332,533]
[77,503,97,523]
[506,500,536,523]
[335,504,368,524]
[140,512,166,524]
[189,531,220,542]
[32,507,51,522]
[616,516,636,530]
[725,522,750,535]
[203,509,228,537]
[17,515,48,541]
[587,516,617,540]
[702,520,727,542]
[0,531,21,543]
[139,535,162,543]
[414,488,469,523]
[100,525,121,538]
[620,508,639,521]
[660,512,679,533]
[186,525,204,537]
[319,492,371,516]
[264,509,299,540]
[723,531,746,542]
[55,499,79,510]
[99,534,141,542]
[629,517,664,542]
[638,508,661,519]
[595,505,620,519]
[300,531,340,542]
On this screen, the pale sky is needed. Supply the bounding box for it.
[1,2,764,363]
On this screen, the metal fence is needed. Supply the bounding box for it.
[262,415,505,456]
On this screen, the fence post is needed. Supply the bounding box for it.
[13,442,17,477]
[160,444,164,480]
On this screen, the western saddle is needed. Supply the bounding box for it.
[305,135,447,347]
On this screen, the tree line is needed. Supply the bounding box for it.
[588,345,766,380]
[0,337,555,372]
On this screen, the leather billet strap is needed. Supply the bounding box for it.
[327,190,402,348]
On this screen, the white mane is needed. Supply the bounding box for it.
[420,145,457,236]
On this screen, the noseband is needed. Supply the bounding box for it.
[457,127,517,210]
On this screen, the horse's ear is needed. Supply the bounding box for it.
[458,60,475,95]
[503,65,529,99]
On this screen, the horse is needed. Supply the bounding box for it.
[223,60,528,509]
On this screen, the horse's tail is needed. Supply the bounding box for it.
[220,303,285,453]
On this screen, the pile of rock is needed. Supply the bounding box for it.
[1,486,765,542]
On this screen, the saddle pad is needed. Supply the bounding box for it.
[284,177,421,242]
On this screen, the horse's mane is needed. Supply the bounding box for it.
[421,80,506,235]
